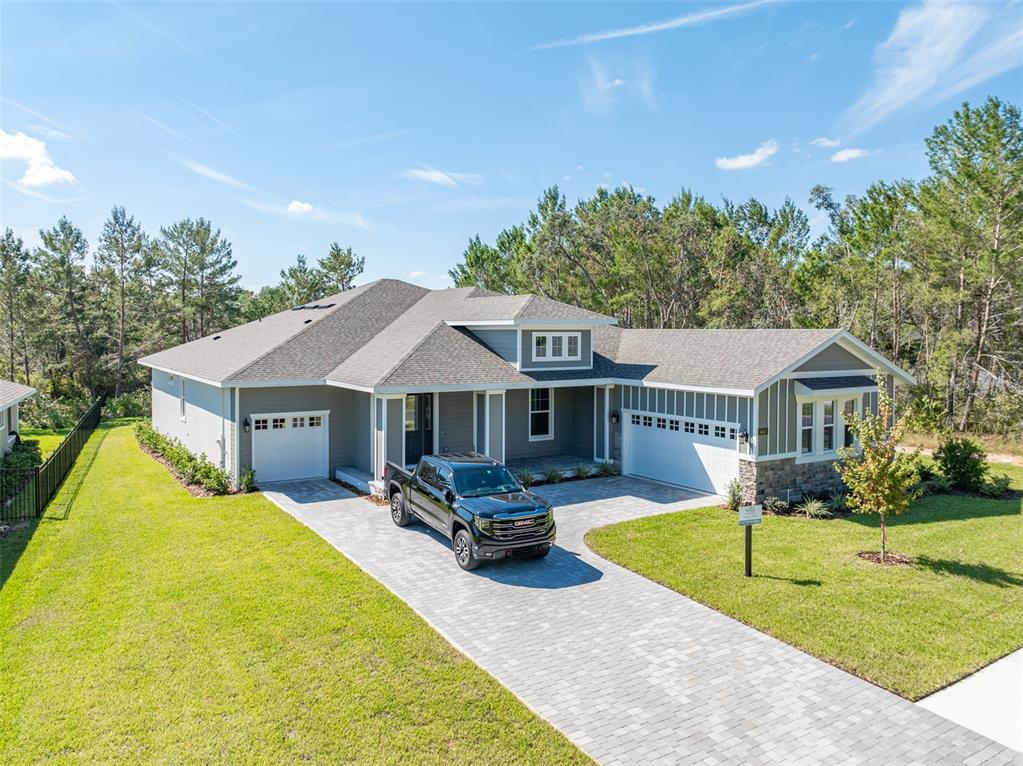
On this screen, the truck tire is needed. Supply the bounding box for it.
[390,491,412,527]
[453,528,479,571]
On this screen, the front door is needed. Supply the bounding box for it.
[404,394,433,466]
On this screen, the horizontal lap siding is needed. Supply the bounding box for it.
[439,391,474,452]
[505,387,590,460]
[239,386,371,474]
[469,329,518,364]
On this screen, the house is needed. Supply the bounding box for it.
[138,280,914,502]
[0,380,37,457]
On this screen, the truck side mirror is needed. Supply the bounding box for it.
[444,489,455,505]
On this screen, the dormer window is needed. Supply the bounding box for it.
[532,332,581,362]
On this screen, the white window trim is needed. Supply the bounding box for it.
[795,394,861,463]
[528,387,554,442]
[531,332,582,363]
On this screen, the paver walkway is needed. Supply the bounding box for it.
[263,476,1018,766]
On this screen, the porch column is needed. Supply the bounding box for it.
[372,394,406,479]
[604,384,612,463]
[594,386,606,462]
[483,390,505,463]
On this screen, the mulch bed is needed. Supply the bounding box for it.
[138,445,229,498]
[858,551,914,566]
[331,478,388,506]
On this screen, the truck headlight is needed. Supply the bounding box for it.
[474,514,492,533]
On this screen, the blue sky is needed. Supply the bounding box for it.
[2,1,1020,290]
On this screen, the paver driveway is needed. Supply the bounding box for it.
[263,476,1017,766]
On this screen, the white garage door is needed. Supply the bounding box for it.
[623,412,738,494]
[251,411,328,482]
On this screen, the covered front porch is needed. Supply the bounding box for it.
[339,384,615,495]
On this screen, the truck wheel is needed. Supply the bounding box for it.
[390,491,412,527]
[453,529,479,571]
[531,544,552,559]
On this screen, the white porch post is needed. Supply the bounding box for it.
[604,384,612,463]
[433,391,440,454]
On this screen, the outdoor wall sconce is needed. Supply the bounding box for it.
[243,417,251,434]
[737,425,749,444]
[610,411,620,425]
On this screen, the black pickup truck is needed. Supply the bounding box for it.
[384,452,556,571]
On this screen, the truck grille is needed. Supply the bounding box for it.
[490,512,551,541]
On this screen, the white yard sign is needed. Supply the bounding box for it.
[739,504,763,526]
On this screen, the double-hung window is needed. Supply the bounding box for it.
[822,401,836,451]
[529,388,553,441]
[800,402,814,454]
[843,399,858,448]
[531,332,582,363]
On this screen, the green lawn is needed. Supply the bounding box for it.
[0,424,591,765]
[587,481,1022,701]
[18,426,70,459]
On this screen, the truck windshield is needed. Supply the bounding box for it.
[454,465,522,497]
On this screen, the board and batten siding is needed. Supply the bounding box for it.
[438,391,474,452]
[238,385,371,475]
[468,329,518,364]
[793,344,868,373]
[755,376,887,458]
[519,329,592,370]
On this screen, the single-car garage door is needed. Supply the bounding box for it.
[251,411,328,482]
[623,412,738,494]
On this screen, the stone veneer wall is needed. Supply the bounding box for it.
[738,457,844,504]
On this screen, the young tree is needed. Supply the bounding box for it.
[95,206,145,396]
[0,229,30,381]
[835,374,921,563]
[319,242,364,293]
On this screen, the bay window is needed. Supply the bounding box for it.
[529,388,553,441]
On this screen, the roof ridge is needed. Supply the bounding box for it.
[377,320,450,385]
[226,282,378,381]
[514,294,537,319]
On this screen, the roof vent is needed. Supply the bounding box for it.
[212,335,221,340]
[303,319,313,324]
[291,303,336,311]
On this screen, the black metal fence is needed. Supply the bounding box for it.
[1,398,103,522]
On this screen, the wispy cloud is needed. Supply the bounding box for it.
[3,98,80,138]
[243,198,373,230]
[114,2,195,54]
[141,114,189,140]
[534,0,777,49]
[403,164,483,188]
[5,180,89,204]
[179,159,250,189]
[0,129,77,187]
[831,148,871,163]
[715,139,778,170]
[581,59,658,113]
[842,0,1021,136]
[25,125,81,143]
[811,136,840,148]
[184,100,244,140]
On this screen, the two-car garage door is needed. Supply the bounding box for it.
[251,411,328,482]
[623,411,738,494]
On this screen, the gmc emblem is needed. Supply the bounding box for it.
[513,519,534,527]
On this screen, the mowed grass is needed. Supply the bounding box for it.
[18,426,71,459]
[0,425,592,765]
[586,481,1022,701]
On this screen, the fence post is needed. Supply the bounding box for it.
[34,466,41,517]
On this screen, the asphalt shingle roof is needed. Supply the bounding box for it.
[0,380,35,408]
[138,279,864,392]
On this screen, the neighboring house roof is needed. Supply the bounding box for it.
[0,380,36,409]
[138,279,911,393]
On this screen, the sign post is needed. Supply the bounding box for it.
[738,504,763,577]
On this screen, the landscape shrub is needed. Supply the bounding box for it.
[571,463,593,479]
[762,496,789,515]
[239,467,257,493]
[133,421,231,495]
[0,439,44,500]
[724,479,743,512]
[797,497,832,519]
[933,438,988,492]
[515,468,534,489]
[979,474,1011,498]
[827,490,849,514]
[20,392,89,430]
[922,474,953,495]
[542,466,564,484]
[596,461,619,478]
[105,389,150,419]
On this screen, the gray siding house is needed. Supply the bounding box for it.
[139,280,913,502]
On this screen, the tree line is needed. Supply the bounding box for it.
[448,97,1022,437]
[0,214,364,405]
